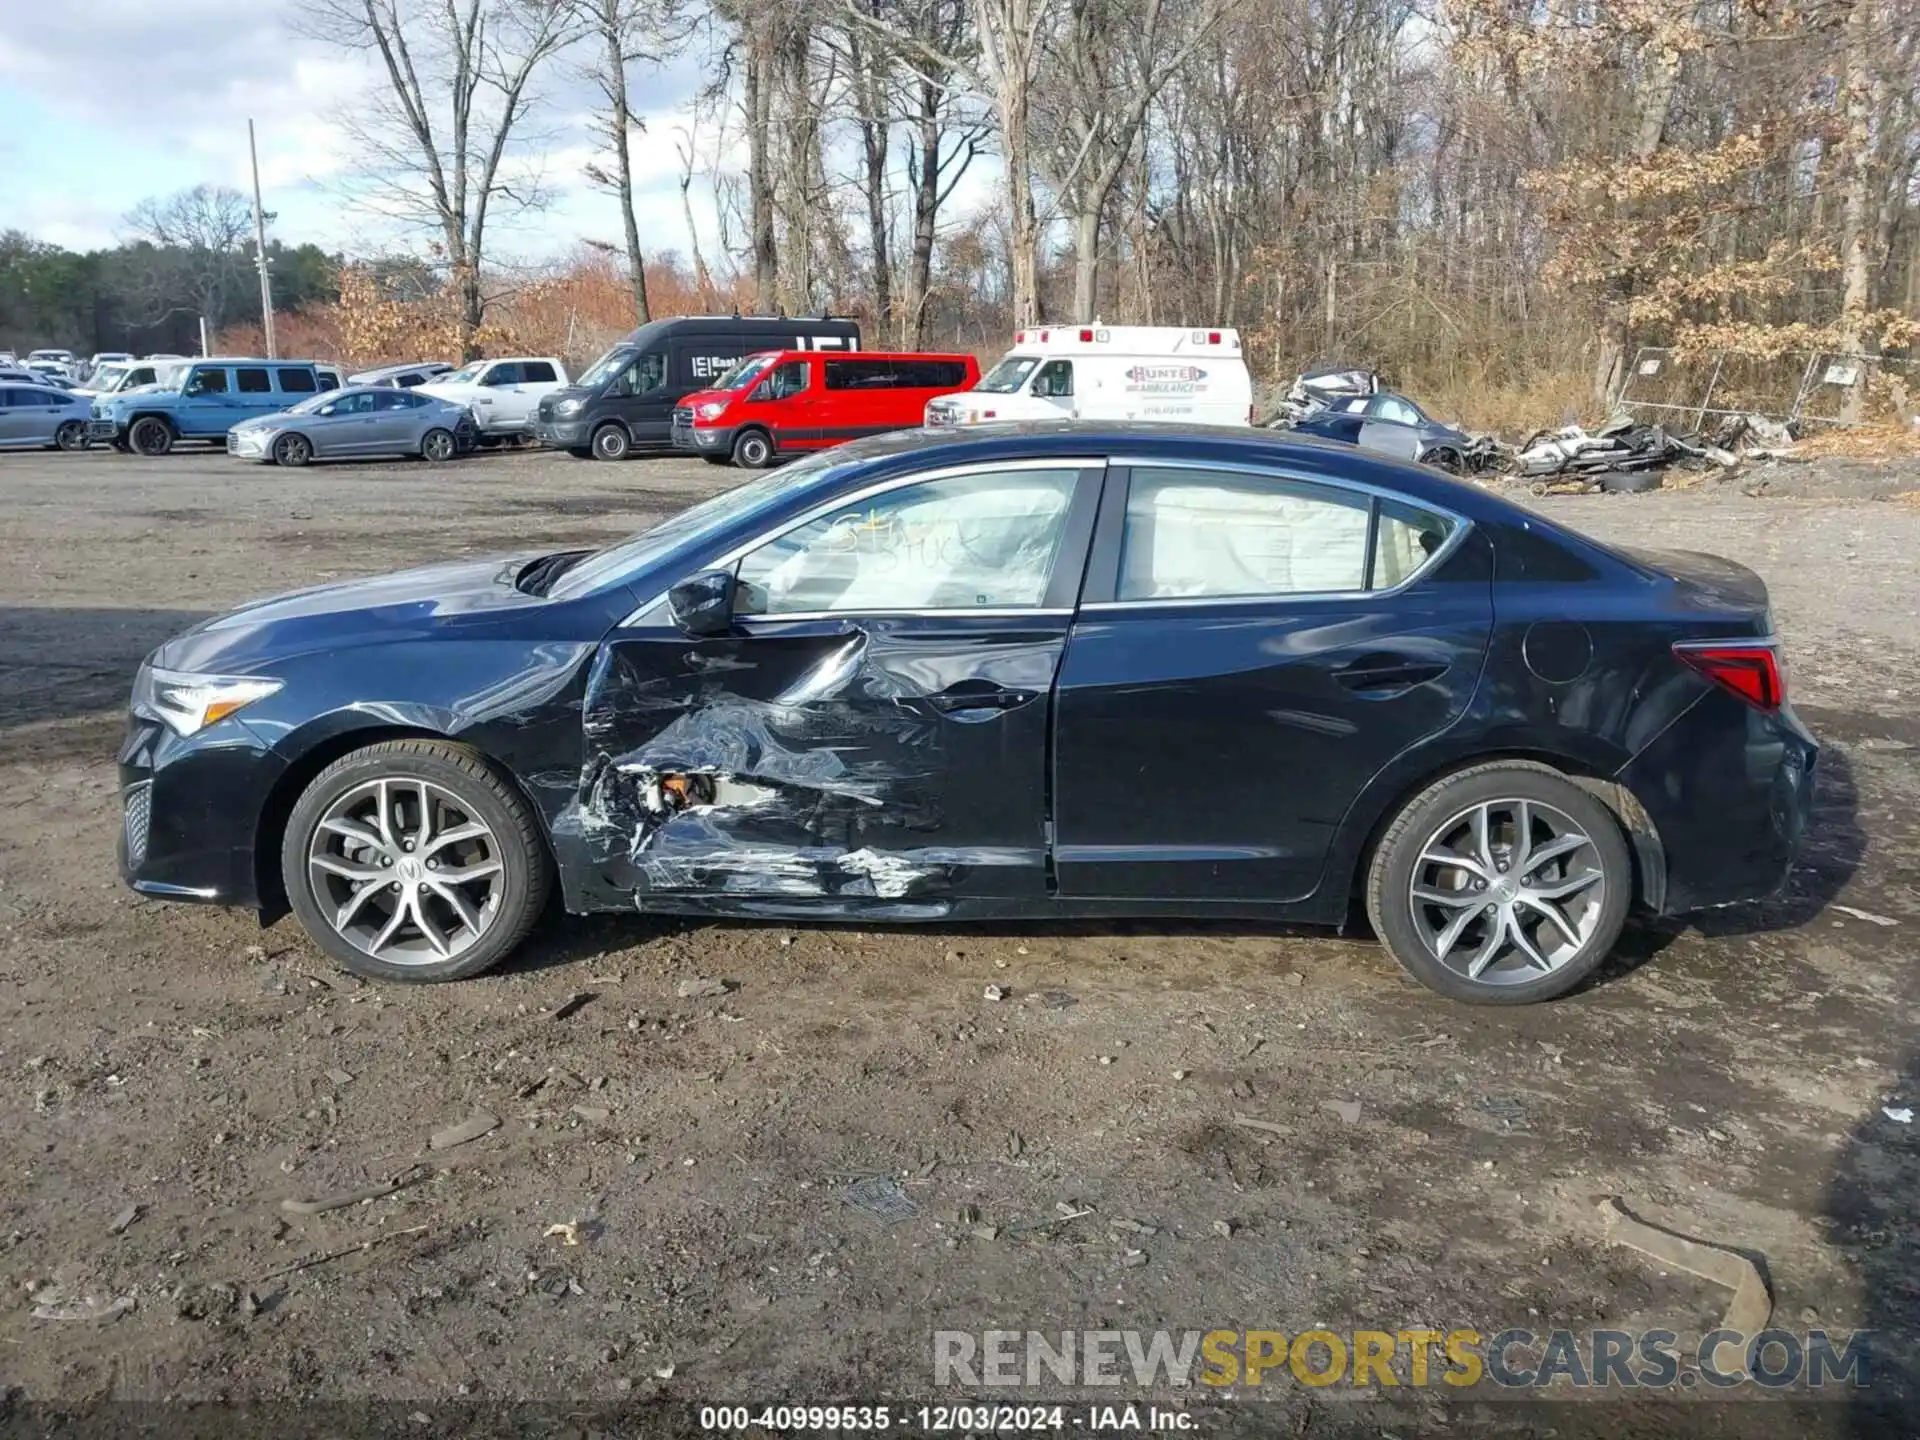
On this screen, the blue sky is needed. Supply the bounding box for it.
[0,0,730,264]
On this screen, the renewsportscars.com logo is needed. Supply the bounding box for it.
[932,1327,1874,1392]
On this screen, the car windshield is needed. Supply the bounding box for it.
[548,450,847,601]
[439,362,485,385]
[710,354,777,391]
[975,355,1039,393]
[575,346,636,390]
[286,390,351,415]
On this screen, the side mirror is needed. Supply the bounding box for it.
[667,570,736,638]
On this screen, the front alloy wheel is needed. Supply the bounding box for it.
[283,740,551,982]
[731,430,773,468]
[129,417,174,456]
[1366,762,1630,1004]
[273,433,312,467]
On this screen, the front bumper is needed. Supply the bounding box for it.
[533,417,591,449]
[117,710,284,909]
[227,431,270,459]
[1618,692,1819,914]
[670,419,734,453]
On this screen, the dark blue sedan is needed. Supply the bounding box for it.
[118,425,1816,1003]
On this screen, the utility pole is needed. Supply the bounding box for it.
[249,118,277,359]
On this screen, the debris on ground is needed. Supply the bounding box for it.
[544,1222,583,1247]
[257,1223,430,1282]
[324,1067,355,1087]
[675,978,731,1000]
[841,1175,920,1224]
[1885,1106,1914,1125]
[108,1204,142,1235]
[1832,904,1898,927]
[428,1110,500,1152]
[281,1165,428,1216]
[1231,1113,1293,1138]
[982,984,1007,1002]
[550,992,595,1021]
[30,1285,137,1323]
[1324,1099,1363,1125]
[1596,1196,1771,1334]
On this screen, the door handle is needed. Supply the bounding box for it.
[1334,655,1449,692]
[926,685,1037,714]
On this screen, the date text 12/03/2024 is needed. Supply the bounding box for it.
[698,1406,1192,1432]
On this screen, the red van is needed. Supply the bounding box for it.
[670,350,979,467]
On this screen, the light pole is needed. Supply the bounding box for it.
[249,118,277,359]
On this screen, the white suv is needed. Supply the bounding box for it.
[419,357,569,438]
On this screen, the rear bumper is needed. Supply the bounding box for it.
[1618,693,1819,914]
[117,711,282,910]
[86,418,120,441]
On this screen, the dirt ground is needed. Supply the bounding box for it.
[0,444,1916,1437]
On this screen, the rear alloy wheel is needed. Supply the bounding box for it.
[54,420,87,451]
[420,428,456,463]
[129,417,174,456]
[1422,446,1464,475]
[731,429,774,468]
[1365,762,1631,1004]
[282,740,551,983]
[273,432,313,467]
[591,423,631,461]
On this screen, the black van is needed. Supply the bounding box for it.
[533,315,861,461]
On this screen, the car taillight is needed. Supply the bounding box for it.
[1674,642,1785,710]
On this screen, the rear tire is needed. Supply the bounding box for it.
[1365,761,1632,1005]
[1422,446,1464,475]
[591,423,631,461]
[420,428,456,463]
[54,420,87,451]
[273,432,312,467]
[731,429,774,468]
[129,416,174,456]
[280,739,552,984]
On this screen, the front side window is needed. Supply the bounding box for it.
[324,391,378,416]
[608,352,666,397]
[756,361,810,402]
[235,367,272,393]
[185,368,229,395]
[1032,359,1073,398]
[1119,468,1373,600]
[734,468,1078,616]
[277,368,317,393]
[479,363,520,387]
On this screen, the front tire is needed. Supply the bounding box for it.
[129,416,174,456]
[273,433,313,467]
[591,423,631,461]
[420,428,456,463]
[281,739,552,983]
[731,429,774,468]
[1365,761,1631,1004]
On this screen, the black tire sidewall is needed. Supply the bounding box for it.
[592,424,629,461]
[280,741,549,983]
[732,430,772,468]
[275,434,310,467]
[1367,764,1632,1005]
[422,429,455,462]
[56,421,85,451]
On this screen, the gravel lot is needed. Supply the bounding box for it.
[0,444,1916,1436]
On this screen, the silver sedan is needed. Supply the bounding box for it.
[228,386,479,466]
[0,384,93,451]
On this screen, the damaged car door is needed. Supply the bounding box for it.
[577,461,1102,912]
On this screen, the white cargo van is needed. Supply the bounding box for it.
[925,326,1251,429]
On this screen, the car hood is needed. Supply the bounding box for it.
[678,388,736,412]
[417,382,481,402]
[154,553,561,674]
[232,412,298,431]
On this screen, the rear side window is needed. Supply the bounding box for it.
[235,368,272,393]
[396,372,425,388]
[521,361,557,384]
[277,368,317,393]
[892,359,969,388]
[1119,467,1456,600]
[824,358,897,390]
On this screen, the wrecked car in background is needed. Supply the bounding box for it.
[118,425,1817,1005]
[1285,389,1505,474]
[1274,364,1379,424]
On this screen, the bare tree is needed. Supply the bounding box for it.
[122,185,256,333]
[574,0,685,325]
[306,0,580,354]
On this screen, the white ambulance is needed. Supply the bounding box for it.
[924,325,1252,429]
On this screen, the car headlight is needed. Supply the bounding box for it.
[695,401,727,421]
[553,398,584,417]
[138,666,283,737]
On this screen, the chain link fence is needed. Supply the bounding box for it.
[1616,347,1916,430]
